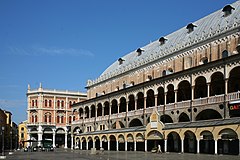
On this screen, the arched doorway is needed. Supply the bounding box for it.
[167,132,181,152]
[109,135,116,151]
[146,130,164,152]
[43,128,53,148]
[184,131,197,153]
[194,76,207,98]
[177,80,191,102]
[118,135,125,151]
[210,72,225,96]
[218,128,239,155]
[127,134,134,151]
[136,133,145,151]
[199,131,214,154]
[101,135,108,150]
[146,89,155,108]
[55,128,65,148]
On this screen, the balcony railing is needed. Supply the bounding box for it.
[72,91,240,125]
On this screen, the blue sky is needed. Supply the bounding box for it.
[0,0,236,124]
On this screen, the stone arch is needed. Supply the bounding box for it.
[177,80,191,102]
[109,135,117,151]
[194,76,207,99]
[178,112,190,122]
[184,130,197,153]
[160,114,173,123]
[90,104,96,118]
[104,101,110,115]
[78,108,84,119]
[166,84,175,104]
[129,118,143,127]
[119,97,127,113]
[112,120,125,129]
[128,94,135,111]
[228,66,240,93]
[195,109,222,121]
[167,131,181,152]
[111,99,118,114]
[157,86,164,105]
[97,103,102,117]
[137,92,144,109]
[210,72,225,96]
[146,89,155,108]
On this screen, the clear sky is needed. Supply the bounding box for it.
[0,0,237,124]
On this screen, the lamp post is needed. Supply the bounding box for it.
[0,126,6,159]
[9,130,13,155]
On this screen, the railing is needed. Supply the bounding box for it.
[226,91,240,101]
[71,91,240,125]
[176,100,191,108]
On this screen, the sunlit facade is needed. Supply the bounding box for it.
[72,1,240,155]
[26,83,87,148]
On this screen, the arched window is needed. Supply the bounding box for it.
[69,116,72,123]
[57,116,60,123]
[44,114,47,122]
[61,100,64,108]
[45,100,48,107]
[222,50,228,58]
[35,100,38,106]
[32,100,34,107]
[57,100,60,107]
[69,101,72,108]
[61,116,64,123]
[35,115,38,122]
[32,115,34,123]
[49,115,51,123]
[49,100,52,107]
[73,116,75,121]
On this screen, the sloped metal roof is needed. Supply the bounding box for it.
[87,1,240,87]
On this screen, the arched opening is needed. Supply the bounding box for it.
[210,72,225,96]
[147,130,164,152]
[128,94,135,111]
[85,106,89,118]
[101,136,108,150]
[167,132,181,152]
[111,99,118,114]
[104,101,110,116]
[167,84,175,104]
[87,137,93,150]
[127,134,134,151]
[157,87,164,105]
[218,128,239,155]
[196,109,222,121]
[146,89,155,108]
[118,135,125,151]
[178,112,190,122]
[177,80,191,102]
[129,118,143,127]
[137,92,144,109]
[55,128,65,148]
[94,136,100,150]
[97,103,102,117]
[200,131,214,154]
[112,121,125,129]
[42,128,53,148]
[160,115,173,123]
[194,76,207,99]
[79,108,84,119]
[222,50,229,58]
[90,105,96,118]
[228,66,240,93]
[136,133,145,151]
[119,97,126,113]
[184,131,197,153]
[81,137,86,150]
[109,135,116,151]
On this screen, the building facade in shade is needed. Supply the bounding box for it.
[71,1,240,155]
[26,83,87,148]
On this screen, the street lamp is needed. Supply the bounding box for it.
[0,126,6,159]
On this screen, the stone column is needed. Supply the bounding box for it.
[207,83,210,97]
[80,141,82,150]
[164,139,167,152]
[64,132,68,148]
[155,95,158,107]
[52,129,56,148]
[100,140,102,148]
[134,141,136,151]
[214,139,218,155]
[181,139,184,153]
[191,86,195,100]
[71,134,74,149]
[116,141,118,151]
[125,141,127,151]
[174,90,177,103]
[108,141,110,151]
[197,139,200,154]
[93,140,95,149]
[135,99,137,110]
[86,141,89,150]
[38,126,43,147]
[27,129,31,147]
[102,106,105,117]
[144,140,147,152]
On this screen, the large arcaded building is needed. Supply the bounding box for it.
[72,1,240,155]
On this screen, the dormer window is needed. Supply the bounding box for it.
[118,58,125,65]
[159,37,167,45]
[222,5,235,17]
[186,23,197,33]
[136,48,144,56]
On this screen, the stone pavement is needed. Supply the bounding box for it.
[4,149,240,160]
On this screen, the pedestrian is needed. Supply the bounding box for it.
[158,144,162,153]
